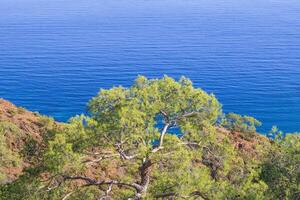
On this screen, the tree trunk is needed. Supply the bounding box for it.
[134,159,152,199]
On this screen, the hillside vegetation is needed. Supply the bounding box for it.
[0,76,299,200]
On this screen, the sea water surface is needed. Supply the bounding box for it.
[0,0,300,133]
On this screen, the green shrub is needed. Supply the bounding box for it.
[0,125,21,184]
[222,113,262,139]
[260,134,300,199]
[17,107,26,114]
[37,116,55,130]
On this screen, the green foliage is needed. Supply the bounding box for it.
[37,116,55,131]
[222,113,262,139]
[0,121,21,136]
[21,137,41,164]
[89,75,221,144]
[267,125,284,141]
[0,172,41,200]
[0,122,21,184]
[44,133,81,173]
[0,76,298,200]
[260,134,300,200]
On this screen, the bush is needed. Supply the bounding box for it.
[37,116,55,130]
[0,124,21,184]
[260,134,300,199]
[222,113,262,138]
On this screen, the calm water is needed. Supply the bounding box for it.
[0,0,300,133]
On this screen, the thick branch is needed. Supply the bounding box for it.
[134,158,153,199]
[158,123,170,148]
[63,175,142,191]
[115,143,138,160]
[182,111,198,118]
[172,111,200,123]
[155,111,200,150]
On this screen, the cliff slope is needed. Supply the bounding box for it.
[0,99,270,184]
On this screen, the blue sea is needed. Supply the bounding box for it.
[0,0,300,133]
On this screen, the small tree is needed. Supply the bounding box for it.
[222,113,261,138]
[267,126,285,141]
[41,76,226,199]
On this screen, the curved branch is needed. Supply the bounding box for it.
[115,143,138,160]
[158,123,170,148]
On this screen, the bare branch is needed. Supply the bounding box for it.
[45,175,64,192]
[175,111,203,122]
[63,175,142,192]
[160,110,169,121]
[62,191,74,200]
[179,142,200,146]
[151,123,170,153]
[98,184,113,200]
[105,184,113,195]
[63,175,97,184]
[115,143,138,160]
[151,146,164,153]
[158,123,170,148]
[182,111,198,118]
[83,154,119,165]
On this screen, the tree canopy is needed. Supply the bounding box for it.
[0,76,299,200]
